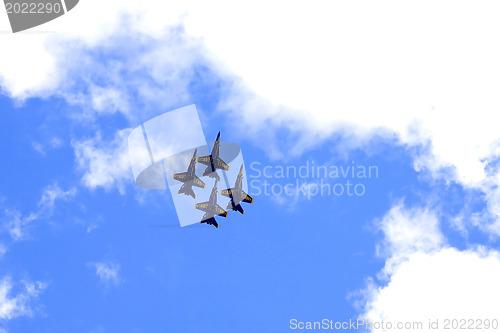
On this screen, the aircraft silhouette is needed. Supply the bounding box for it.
[173,149,205,199]
[197,132,229,181]
[195,179,228,228]
[221,164,253,214]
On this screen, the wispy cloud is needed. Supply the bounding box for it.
[88,262,121,286]
[1,183,76,241]
[31,142,46,155]
[0,276,46,321]
[38,184,77,214]
[31,137,64,156]
[3,209,38,242]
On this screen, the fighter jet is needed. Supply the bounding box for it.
[197,132,229,181]
[195,180,228,228]
[221,164,253,214]
[173,149,205,199]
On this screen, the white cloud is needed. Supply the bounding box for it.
[357,203,500,332]
[2,209,37,242]
[3,1,500,232]
[88,85,129,115]
[182,1,500,177]
[182,1,500,235]
[0,0,182,98]
[72,129,134,193]
[86,224,98,234]
[362,248,500,332]
[374,202,445,278]
[56,33,203,123]
[0,277,46,321]
[1,183,76,241]
[89,262,121,286]
[1,12,207,123]
[50,137,62,148]
[38,184,77,213]
[31,142,46,155]
[31,138,64,156]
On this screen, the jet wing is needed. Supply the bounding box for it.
[197,155,211,166]
[195,202,209,212]
[192,176,205,188]
[220,188,233,198]
[242,191,253,203]
[173,172,189,182]
[214,158,230,171]
[215,204,228,217]
[201,212,210,222]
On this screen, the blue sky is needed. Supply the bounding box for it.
[1,86,498,332]
[2,2,500,333]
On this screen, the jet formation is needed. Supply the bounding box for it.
[172,132,253,228]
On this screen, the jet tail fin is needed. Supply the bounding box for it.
[226,201,244,214]
[234,204,244,214]
[201,217,219,228]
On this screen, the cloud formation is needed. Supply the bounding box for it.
[1,183,76,241]
[0,277,46,321]
[373,202,446,278]
[72,129,134,193]
[3,2,500,235]
[88,262,121,286]
[358,203,500,332]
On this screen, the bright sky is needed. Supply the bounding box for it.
[1,1,500,332]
